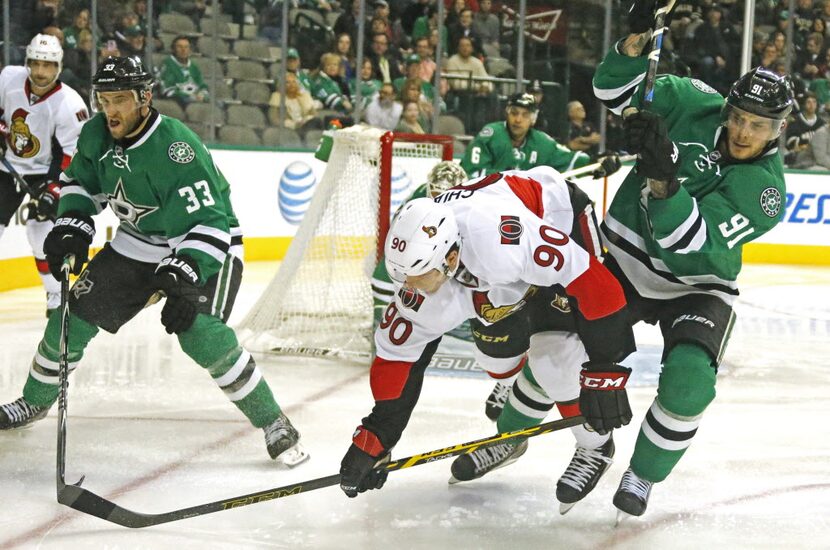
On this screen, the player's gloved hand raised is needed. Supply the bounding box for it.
[627,0,658,34]
[592,152,622,179]
[624,110,681,197]
[43,210,95,278]
[340,426,390,498]
[35,181,61,221]
[579,361,633,435]
[153,254,204,334]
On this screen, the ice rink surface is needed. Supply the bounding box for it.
[1,262,829,550]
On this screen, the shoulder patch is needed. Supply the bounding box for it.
[478,126,494,138]
[168,141,195,164]
[499,215,523,245]
[760,187,782,218]
[690,79,718,94]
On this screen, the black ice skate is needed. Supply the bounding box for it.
[485,381,510,421]
[263,412,309,467]
[449,438,528,484]
[556,436,615,515]
[0,397,50,430]
[613,467,654,523]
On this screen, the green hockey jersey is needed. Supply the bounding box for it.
[158,55,209,102]
[460,122,590,178]
[58,111,241,284]
[593,44,786,305]
[311,72,349,112]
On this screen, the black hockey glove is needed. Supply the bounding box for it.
[627,0,658,34]
[579,361,633,435]
[43,211,95,278]
[340,426,390,498]
[592,152,622,179]
[624,110,681,197]
[35,181,61,221]
[154,254,204,334]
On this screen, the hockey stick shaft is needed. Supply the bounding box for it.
[0,151,36,196]
[56,255,81,491]
[56,415,585,528]
[561,154,637,179]
[641,0,676,108]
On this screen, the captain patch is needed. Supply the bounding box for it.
[760,187,782,217]
[168,141,195,164]
[691,79,717,94]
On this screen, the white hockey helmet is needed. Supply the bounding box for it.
[385,197,462,283]
[26,33,64,67]
[426,161,467,197]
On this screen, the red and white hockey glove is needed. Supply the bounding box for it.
[35,181,61,221]
[339,426,390,498]
[579,361,633,435]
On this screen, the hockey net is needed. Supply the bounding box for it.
[238,125,453,361]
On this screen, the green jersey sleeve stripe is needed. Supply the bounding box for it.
[177,240,228,264]
[653,199,707,253]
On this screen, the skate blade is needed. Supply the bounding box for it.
[559,501,577,515]
[277,443,310,467]
[615,509,633,527]
[448,474,469,485]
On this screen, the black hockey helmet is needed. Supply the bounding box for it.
[92,56,154,95]
[725,67,794,121]
[506,92,538,112]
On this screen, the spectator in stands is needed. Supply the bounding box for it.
[445,37,492,94]
[809,124,830,169]
[268,72,322,137]
[567,100,601,157]
[98,38,121,64]
[795,0,818,36]
[350,58,382,110]
[394,54,436,101]
[797,32,826,81]
[786,93,825,168]
[686,4,732,93]
[771,31,789,59]
[448,8,484,57]
[413,36,437,82]
[63,8,91,50]
[159,36,209,106]
[759,42,781,70]
[750,30,771,67]
[413,5,448,54]
[368,17,400,59]
[311,52,354,113]
[526,79,550,133]
[400,77,435,129]
[62,28,94,103]
[286,48,313,93]
[364,82,402,130]
[396,100,427,133]
[332,32,357,83]
[821,0,830,31]
[118,25,146,60]
[429,26,449,61]
[446,0,469,28]
[373,0,409,51]
[334,0,363,46]
[473,0,501,59]
[368,32,402,83]
[402,0,432,36]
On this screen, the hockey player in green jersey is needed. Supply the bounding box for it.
[592,9,793,519]
[0,56,309,467]
[460,92,619,179]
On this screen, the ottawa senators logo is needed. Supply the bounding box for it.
[472,287,537,323]
[398,286,425,311]
[499,215,522,245]
[550,293,571,314]
[8,108,41,158]
[422,225,437,238]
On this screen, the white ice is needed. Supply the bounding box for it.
[1,262,829,549]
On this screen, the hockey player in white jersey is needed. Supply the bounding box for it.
[339,166,637,512]
[0,34,88,313]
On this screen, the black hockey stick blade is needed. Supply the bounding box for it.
[55,415,585,528]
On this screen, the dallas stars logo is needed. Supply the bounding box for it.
[106,178,158,231]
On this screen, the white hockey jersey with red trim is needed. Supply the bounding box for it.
[0,66,89,176]
[375,165,599,363]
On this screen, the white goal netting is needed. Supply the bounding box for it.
[238,125,452,361]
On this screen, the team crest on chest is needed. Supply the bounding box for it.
[499,215,523,245]
[8,108,41,158]
[398,287,425,311]
[168,141,195,164]
[760,187,782,217]
[107,178,159,231]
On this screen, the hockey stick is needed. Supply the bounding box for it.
[641,0,676,108]
[0,150,36,197]
[561,154,637,179]
[55,414,585,528]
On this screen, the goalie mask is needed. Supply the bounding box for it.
[26,34,64,86]
[385,198,462,284]
[426,161,468,197]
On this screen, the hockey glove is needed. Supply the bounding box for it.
[579,361,633,435]
[592,152,622,179]
[154,254,204,334]
[43,211,95,278]
[340,426,390,498]
[35,181,61,221]
[627,0,658,34]
[623,110,681,198]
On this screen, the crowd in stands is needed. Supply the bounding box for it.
[2,0,830,168]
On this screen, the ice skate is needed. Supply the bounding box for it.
[263,412,309,467]
[613,467,653,524]
[485,381,510,421]
[449,439,528,484]
[556,436,615,515]
[0,397,50,430]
